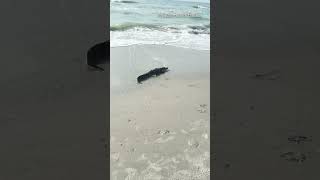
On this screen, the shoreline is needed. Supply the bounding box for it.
[110,43,211,51]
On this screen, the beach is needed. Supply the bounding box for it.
[110,0,210,178]
[110,45,210,179]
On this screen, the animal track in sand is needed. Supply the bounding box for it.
[126,118,142,132]
[187,138,200,149]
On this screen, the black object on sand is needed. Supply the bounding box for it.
[87,40,110,71]
[137,67,169,83]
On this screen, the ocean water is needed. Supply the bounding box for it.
[110,0,210,50]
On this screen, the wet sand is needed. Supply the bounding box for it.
[110,45,210,179]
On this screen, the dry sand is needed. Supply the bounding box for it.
[110,45,210,179]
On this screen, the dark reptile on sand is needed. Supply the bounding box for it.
[137,67,169,83]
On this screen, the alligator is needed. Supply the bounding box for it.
[137,67,169,83]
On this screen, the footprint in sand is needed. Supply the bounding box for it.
[157,129,171,135]
[118,138,129,149]
[157,129,176,136]
[111,152,120,162]
[185,138,201,153]
[197,104,208,113]
[200,104,207,108]
[129,148,136,153]
[110,152,126,168]
[154,136,175,144]
[188,139,200,149]
[127,118,141,131]
[202,133,209,139]
[153,129,177,143]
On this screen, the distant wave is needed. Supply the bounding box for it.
[111,23,210,34]
[192,5,210,9]
[111,23,161,31]
[112,0,138,3]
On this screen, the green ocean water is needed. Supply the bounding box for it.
[110,0,210,50]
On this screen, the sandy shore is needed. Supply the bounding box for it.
[110,45,210,179]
